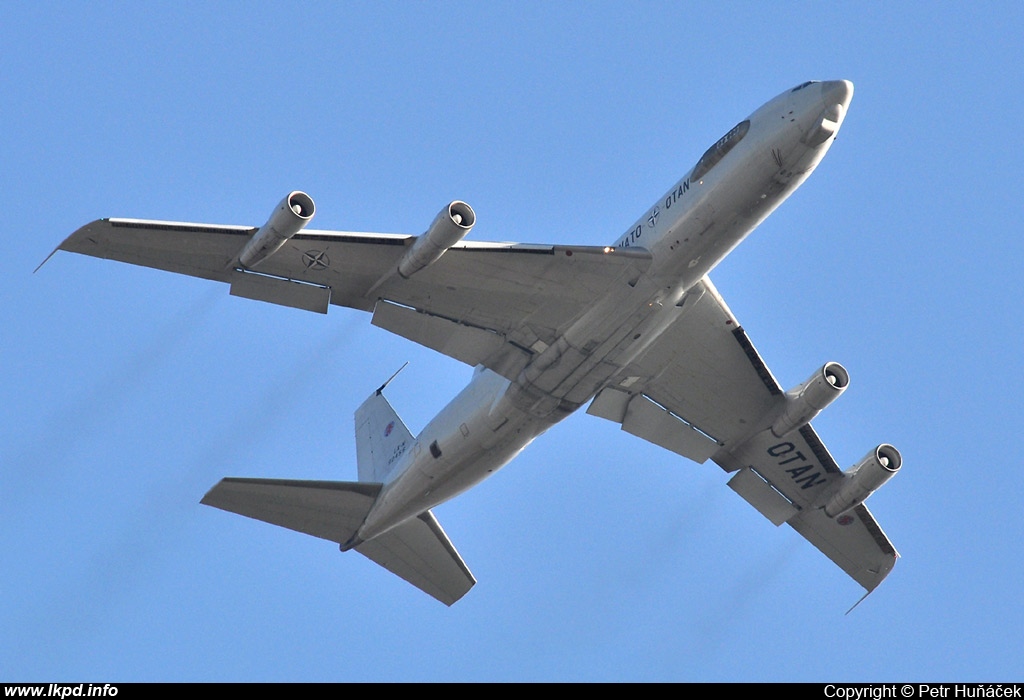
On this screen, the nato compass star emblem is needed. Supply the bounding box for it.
[647,206,660,229]
[302,250,330,270]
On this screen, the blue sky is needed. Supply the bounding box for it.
[3,2,1023,681]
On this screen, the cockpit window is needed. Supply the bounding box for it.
[691,119,750,181]
[792,81,816,92]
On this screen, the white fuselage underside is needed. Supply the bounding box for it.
[357,81,850,541]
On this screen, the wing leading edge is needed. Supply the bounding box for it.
[588,277,899,592]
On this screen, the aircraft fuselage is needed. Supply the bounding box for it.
[356,80,854,542]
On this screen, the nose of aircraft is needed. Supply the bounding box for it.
[821,79,854,109]
[797,80,853,147]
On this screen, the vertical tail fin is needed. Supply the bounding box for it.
[355,383,415,483]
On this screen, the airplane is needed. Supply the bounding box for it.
[49,79,901,606]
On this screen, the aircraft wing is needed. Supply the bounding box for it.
[58,218,652,380]
[587,277,898,592]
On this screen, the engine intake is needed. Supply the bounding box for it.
[771,361,849,437]
[824,444,902,517]
[397,201,476,278]
[238,191,316,269]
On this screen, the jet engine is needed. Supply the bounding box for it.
[771,362,849,437]
[397,201,476,278]
[238,191,316,269]
[824,444,902,517]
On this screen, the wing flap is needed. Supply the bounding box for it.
[588,387,721,464]
[371,300,531,380]
[727,466,800,526]
[229,272,331,313]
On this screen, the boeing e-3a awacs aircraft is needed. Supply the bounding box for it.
[53,80,901,605]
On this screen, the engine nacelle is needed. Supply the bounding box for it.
[824,444,902,517]
[397,201,475,278]
[771,361,849,437]
[238,191,316,269]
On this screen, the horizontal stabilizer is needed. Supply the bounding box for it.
[201,477,381,543]
[202,477,475,605]
[356,510,476,606]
